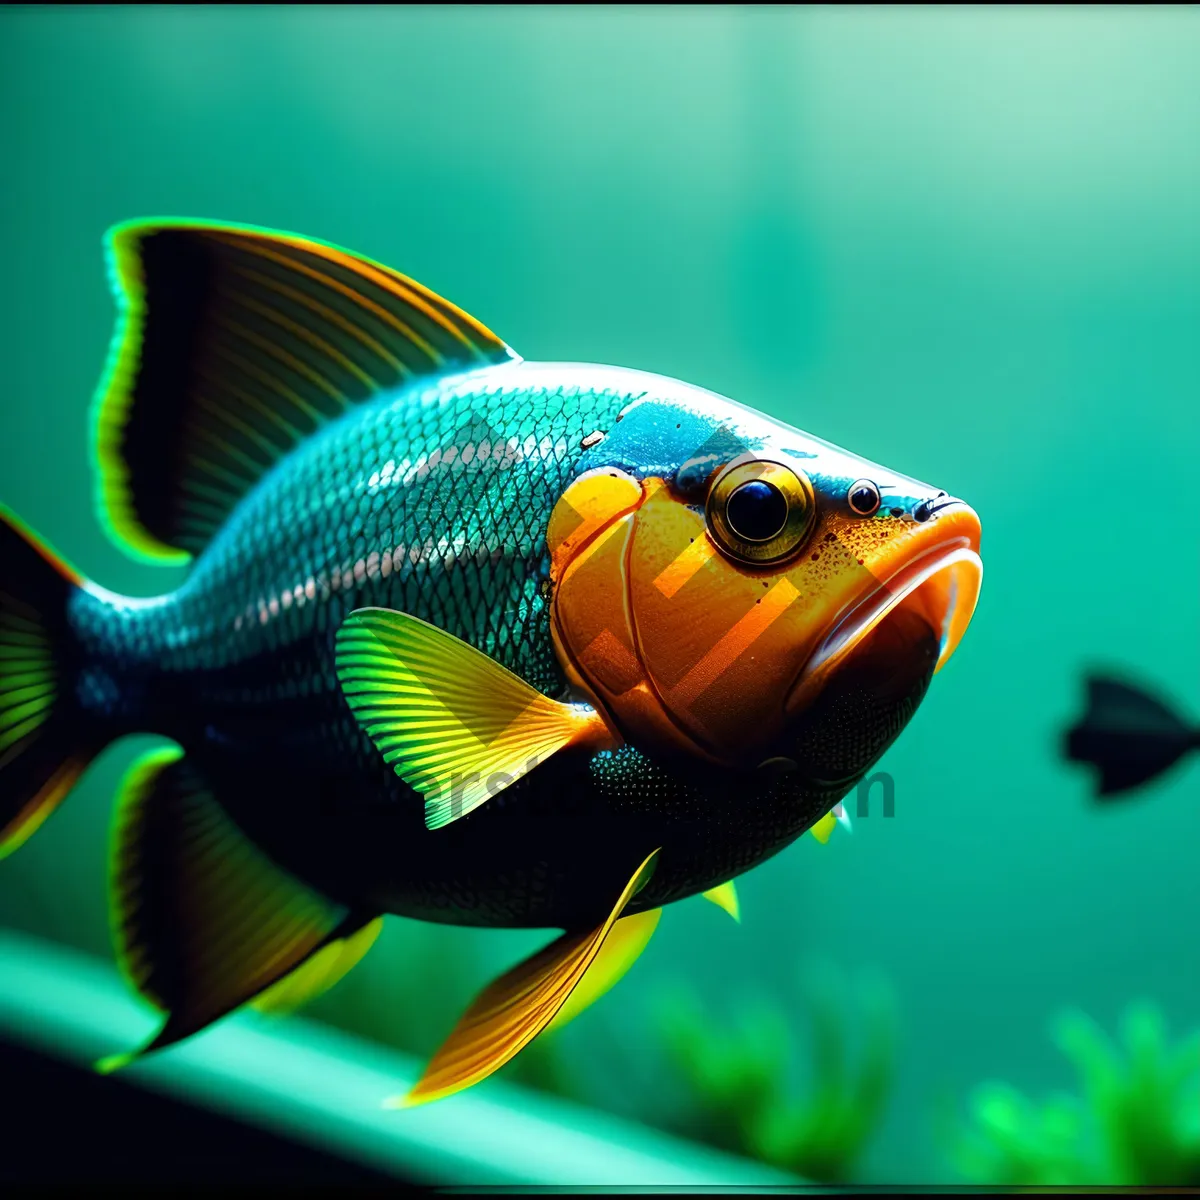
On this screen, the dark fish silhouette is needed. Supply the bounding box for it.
[1064,674,1199,798]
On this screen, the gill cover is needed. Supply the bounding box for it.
[548,458,876,764]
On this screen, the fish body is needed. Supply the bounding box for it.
[0,221,982,1101]
[69,359,963,927]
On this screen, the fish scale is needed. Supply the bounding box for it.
[73,378,626,704]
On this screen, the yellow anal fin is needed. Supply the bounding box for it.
[392,849,661,1108]
[336,607,617,830]
[251,917,384,1017]
[701,879,740,922]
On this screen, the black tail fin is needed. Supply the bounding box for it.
[0,505,105,857]
[1063,673,1197,799]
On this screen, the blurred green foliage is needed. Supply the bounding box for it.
[952,1003,1200,1187]
[649,962,897,1182]
[301,927,895,1183]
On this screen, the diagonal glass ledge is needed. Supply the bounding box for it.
[0,927,800,1190]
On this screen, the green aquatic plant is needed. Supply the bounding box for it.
[651,962,898,1182]
[953,1002,1200,1186]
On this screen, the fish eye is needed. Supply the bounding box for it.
[707,459,816,565]
[847,479,881,516]
[727,480,788,542]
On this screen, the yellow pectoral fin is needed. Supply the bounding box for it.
[391,849,661,1108]
[336,608,615,830]
[251,917,383,1017]
[701,880,740,922]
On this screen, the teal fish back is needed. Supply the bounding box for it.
[72,367,636,727]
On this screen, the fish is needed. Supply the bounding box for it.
[0,219,983,1105]
[1063,673,1199,798]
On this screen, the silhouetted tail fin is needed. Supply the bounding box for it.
[1064,674,1197,799]
[0,506,105,857]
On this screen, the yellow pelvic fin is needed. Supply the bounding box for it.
[336,607,616,830]
[546,906,661,1033]
[251,917,384,1017]
[810,810,839,844]
[390,849,661,1108]
[701,879,741,922]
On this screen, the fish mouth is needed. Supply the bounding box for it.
[786,503,982,716]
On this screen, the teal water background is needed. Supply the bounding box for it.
[1,7,1198,1184]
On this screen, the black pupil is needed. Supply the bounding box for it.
[850,485,877,514]
[726,480,789,542]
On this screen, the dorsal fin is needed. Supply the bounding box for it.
[92,219,519,564]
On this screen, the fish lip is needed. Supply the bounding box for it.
[786,506,983,714]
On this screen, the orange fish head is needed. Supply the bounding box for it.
[547,383,982,775]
